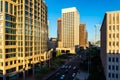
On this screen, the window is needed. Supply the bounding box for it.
[10,4,13,14]
[5,21,11,27]
[116,58,119,62]
[113,25,115,30]
[112,58,115,62]
[116,74,118,78]
[109,26,111,30]
[116,13,119,24]
[109,42,111,46]
[25,6,28,11]
[112,65,115,70]
[109,14,111,24]
[5,1,8,13]
[18,60,20,63]
[10,61,12,65]
[113,14,115,24]
[14,60,16,64]
[5,14,11,21]
[6,67,16,73]
[116,42,119,46]
[113,34,115,38]
[112,73,114,78]
[109,73,111,78]
[117,25,119,30]
[19,65,23,70]
[25,0,28,4]
[109,65,111,70]
[116,66,118,70]
[117,33,119,38]
[113,42,115,46]
[109,34,111,38]
[6,62,8,66]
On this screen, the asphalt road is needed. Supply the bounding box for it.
[46,55,81,80]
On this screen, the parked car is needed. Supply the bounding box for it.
[60,75,65,80]
[72,73,76,77]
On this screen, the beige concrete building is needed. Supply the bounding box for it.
[101,11,120,80]
[57,18,62,42]
[57,18,62,48]
[0,0,50,80]
[57,7,80,54]
[79,23,88,49]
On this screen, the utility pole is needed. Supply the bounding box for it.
[94,25,97,45]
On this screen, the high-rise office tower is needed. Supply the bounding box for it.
[57,18,62,42]
[0,0,48,80]
[59,7,80,53]
[79,23,87,49]
[101,11,120,80]
[57,18,62,48]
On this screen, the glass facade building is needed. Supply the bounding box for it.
[0,0,48,80]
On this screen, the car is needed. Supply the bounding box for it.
[60,75,65,80]
[72,73,76,77]
[65,69,68,73]
[65,66,68,69]
[61,65,65,69]
[55,73,60,76]
[73,66,76,70]
[68,65,71,69]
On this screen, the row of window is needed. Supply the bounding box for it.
[6,67,16,74]
[5,41,16,45]
[109,13,119,24]
[108,65,118,70]
[109,57,119,62]
[109,41,119,46]
[6,48,16,53]
[25,5,33,12]
[109,33,119,38]
[5,1,17,15]
[6,60,16,66]
[6,21,16,28]
[109,25,119,30]
[108,73,118,79]
[6,14,16,22]
[5,35,16,40]
[6,53,16,58]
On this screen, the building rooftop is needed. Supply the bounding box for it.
[62,7,78,13]
[106,10,120,13]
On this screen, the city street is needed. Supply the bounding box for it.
[46,55,81,80]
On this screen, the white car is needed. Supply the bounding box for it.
[60,75,65,80]
[72,73,76,77]
[73,66,76,70]
[69,65,71,69]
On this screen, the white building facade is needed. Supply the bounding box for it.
[101,11,120,80]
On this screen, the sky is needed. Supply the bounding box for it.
[45,0,120,41]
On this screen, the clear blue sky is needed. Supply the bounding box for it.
[45,0,120,41]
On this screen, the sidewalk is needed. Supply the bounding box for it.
[75,70,89,80]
